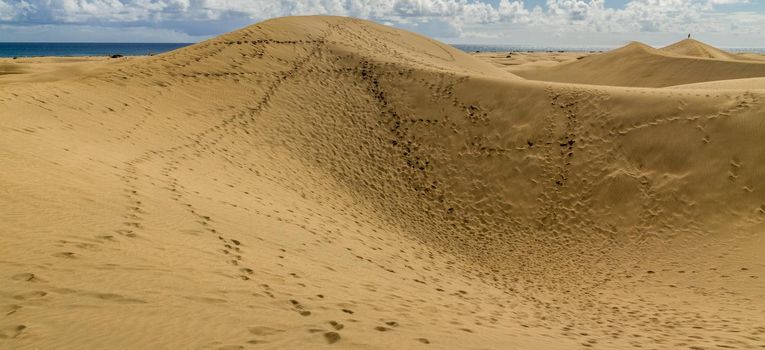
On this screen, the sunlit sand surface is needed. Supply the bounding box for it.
[1,16,764,349]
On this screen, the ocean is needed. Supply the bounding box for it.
[0,42,193,58]
[1,42,763,58]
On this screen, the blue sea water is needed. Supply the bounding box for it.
[1,42,762,58]
[0,42,193,58]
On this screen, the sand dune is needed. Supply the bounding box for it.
[515,40,765,87]
[1,16,764,349]
[668,77,765,90]
[472,50,597,73]
[0,57,117,84]
[659,38,742,60]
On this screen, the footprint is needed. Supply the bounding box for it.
[0,325,26,339]
[115,229,138,238]
[123,222,143,229]
[248,326,284,336]
[13,291,47,300]
[329,321,344,330]
[90,293,146,304]
[1,304,22,316]
[10,273,39,282]
[53,252,77,259]
[416,338,431,344]
[289,300,312,316]
[324,331,341,344]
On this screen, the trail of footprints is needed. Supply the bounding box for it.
[98,21,387,347]
[107,18,345,255]
[114,157,153,240]
[615,91,759,137]
[23,17,760,349]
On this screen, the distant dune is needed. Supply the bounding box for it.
[659,38,742,60]
[668,76,765,90]
[1,16,764,349]
[0,62,26,75]
[514,39,765,87]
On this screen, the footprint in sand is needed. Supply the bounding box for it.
[324,331,341,344]
[289,299,312,316]
[1,304,22,316]
[12,291,47,300]
[52,252,77,259]
[115,229,138,238]
[248,326,284,336]
[0,325,27,339]
[10,273,39,282]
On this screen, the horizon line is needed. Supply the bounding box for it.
[1,41,764,50]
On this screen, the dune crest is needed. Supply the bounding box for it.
[660,38,740,60]
[1,16,764,349]
[515,39,765,87]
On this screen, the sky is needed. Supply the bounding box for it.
[0,0,763,48]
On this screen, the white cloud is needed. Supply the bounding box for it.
[0,0,762,45]
[708,0,750,4]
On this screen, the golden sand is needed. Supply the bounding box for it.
[1,16,764,349]
[511,40,765,87]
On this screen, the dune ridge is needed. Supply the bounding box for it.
[514,39,765,87]
[660,38,742,60]
[1,16,764,349]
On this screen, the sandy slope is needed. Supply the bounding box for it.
[0,57,118,84]
[659,39,743,60]
[668,77,765,90]
[472,51,597,74]
[515,40,765,87]
[1,16,764,349]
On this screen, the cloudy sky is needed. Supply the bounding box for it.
[0,0,763,48]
